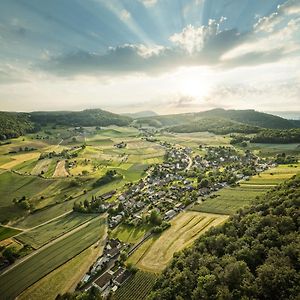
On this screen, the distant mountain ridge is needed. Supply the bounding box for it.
[1,108,299,140]
[135,108,300,131]
[122,110,158,118]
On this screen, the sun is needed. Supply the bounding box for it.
[176,67,213,99]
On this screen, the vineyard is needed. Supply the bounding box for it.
[113,271,157,300]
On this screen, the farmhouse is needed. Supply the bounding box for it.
[114,141,127,148]
[94,271,113,291]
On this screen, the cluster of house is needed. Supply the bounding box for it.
[106,144,275,230]
[80,238,133,297]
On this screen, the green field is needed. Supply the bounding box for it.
[192,164,300,214]
[111,224,151,244]
[0,216,106,300]
[128,212,228,273]
[113,271,157,300]
[0,226,21,241]
[16,213,97,249]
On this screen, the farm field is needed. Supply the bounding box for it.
[111,223,152,244]
[113,271,157,300]
[192,164,300,215]
[16,212,97,249]
[0,226,21,241]
[0,216,106,300]
[18,237,107,300]
[128,211,228,273]
[247,143,300,158]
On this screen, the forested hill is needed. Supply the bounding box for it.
[135,108,300,130]
[149,174,300,300]
[30,109,131,127]
[0,112,35,140]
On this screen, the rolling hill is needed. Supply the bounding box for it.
[134,108,300,133]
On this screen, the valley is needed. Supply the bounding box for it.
[0,109,299,300]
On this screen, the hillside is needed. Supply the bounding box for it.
[149,175,300,300]
[122,111,158,118]
[168,117,260,135]
[135,108,300,133]
[0,112,35,140]
[30,109,131,127]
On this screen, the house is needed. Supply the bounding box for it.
[112,268,131,286]
[100,190,116,200]
[94,271,113,291]
[165,209,176,220]
[106,247,120,259]
[114,141,127,148]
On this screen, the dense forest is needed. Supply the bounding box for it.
[30,109,131,127]
[149,175,300,300]
[167,117,260,135]
[251,129,300,143]
[135,108,300,130]
[0,112,36,140]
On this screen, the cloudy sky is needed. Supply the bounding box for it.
[0,0,299,114]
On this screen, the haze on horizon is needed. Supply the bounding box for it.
[0,0,299,114]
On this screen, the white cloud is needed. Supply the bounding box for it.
[139,0,158,8]
[120,9,131,21]
[169,19,224,54]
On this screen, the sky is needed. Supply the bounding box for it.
[0,0,299,114]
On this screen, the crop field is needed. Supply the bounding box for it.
[158,131,230,152]
[18,236,107,300]
[113,271,157,300]
[0,216,106,300]
[128,212,228,273]
[16,213,97,249]
[111,224,151,244]
[0,170,82,223]
[0,226,22,241]
[1,152,40,170]
[53,160,69,177]
[192,164,300,215]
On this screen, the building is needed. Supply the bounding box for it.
[94,271,113,292]
[112,268,131,286]
[165,209,176,220]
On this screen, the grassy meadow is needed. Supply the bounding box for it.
[127,211,228,273]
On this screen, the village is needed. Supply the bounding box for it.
[78,141,274,297]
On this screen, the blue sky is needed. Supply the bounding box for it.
[0,0,299,113]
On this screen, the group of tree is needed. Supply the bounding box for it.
[168,117,260,135]
[251,128,300,144]
[0,112,36,140]
[149,175,300,299]
[274,153,298,164]
[93,170,121,188]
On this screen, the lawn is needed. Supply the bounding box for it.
[128,211,228,273]
[113,271,157,300]
[0,226,22,241]
[16,213,97,249]
[111,223,151,244]
[0,216,106,300]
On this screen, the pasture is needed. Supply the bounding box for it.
[0,216,106,300]
[111,223,151,244]
[16,213,97,249]
[113,271,157,300]
[192,164,300,215]
[128,211,228,273]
